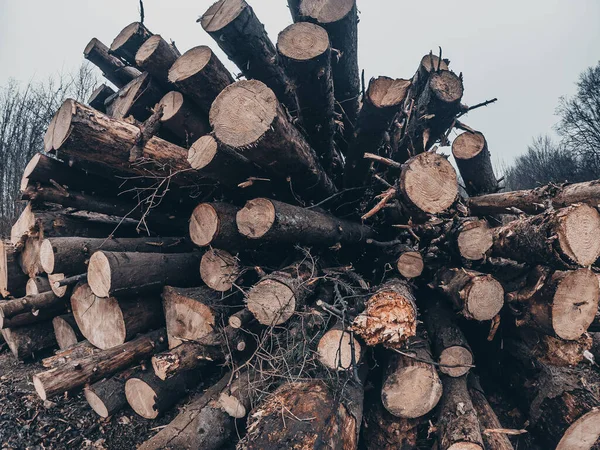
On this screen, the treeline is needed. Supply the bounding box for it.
[504,61,600,191]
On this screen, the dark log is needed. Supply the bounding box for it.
[190,202,246,249]
[1,241,27,298]
[71,283,163,349]
[88,84,115,113]
[84,38,141,88]
[26,275,51,295]
[362,393,418,450]
[158,91,210,146]
[52,314,84,349]
[2,321,57,360]
[110,22,153,65]
[435,268,504,321]
[200,0,300,115]
[168,46,234,115]
[591,332,600,362]
[200,248,242,292]
[210,79,336,201]
[452,131,499,196]
[42,340,99,369]
[152,342,218,380]
[32,328,167,400]
[135,35,180,87]
[352,278,417,349]
[317,323,363,370]
[84,367,140,418]
[437,375,484,450]
[0,291,64,329]
[105,72,165,122]
[87,251,202,297]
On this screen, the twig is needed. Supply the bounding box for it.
[139,0,145,24]
[55,273,87,288]
[361,187,397,220]
[457,98,498,118]
[363,152,403,169]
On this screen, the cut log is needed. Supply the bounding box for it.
[40,236,190,276]
[105,72,164,122]
[26,276,51,295]
[210,79,336,201]
[456,218,494,261]
[32,328,167,400]
[236,198,373,246]
[42,340,99,369]
[52,314,84,350]
[200,0,300,115]
[152,342,217,380]
[84,38,141,88]
[110,22,153,65]
[246,259,317,325]
[277,22,337,170]
[317,323,363,370]
[344,76,411,186]
[0,290,64,329]
[125,370,197,419]
[435,268,504,321]
[84,367,140,418]
[228,308,254,329]
[158,91,210,146]
[396,251,424,279]
[381,332,443,418]
[168,46,234,115]
[88,84,115,113]
[19,237,42,277]
[190,202,245,249]
[491,203,600,268]
[71,282,163,349]
[1,241,27,298]
[138,371,251,450]
[352,278,418,349]
[47,273,74,298]
[362,394,419,450]
[424,298,473,377]
[240,380,363,449]
[437,375,484,450]
[295,0,360,127]
[468,179,600,216]
[135,35,181,87]
[452,131,499,196]
[199,248,241,292]
[2,321,57,360]
[507,267,599,340]
[467,374,515,450]
[87,251,202,297]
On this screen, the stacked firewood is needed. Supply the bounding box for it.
[1,0,599,448]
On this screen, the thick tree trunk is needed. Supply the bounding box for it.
[168,46,234,115]
[246,259,318,325]
[41,340,99,369]
[317,323,363,370]
[71,283,163,349]
[210,80,336,201]
[32,328,167,400]
[201,0,300,116]
[435,268,504,321]
[352,278,418,349]
[105,72,165,122]
[84,38,141,88]
[26,276,51,295]
[1,241,27,298]
[453,131,499,196]
[381,332,443,418]
[138,371,251,450]
[2,321,57,360]
[87,251,203,297]
[200,248,242,292]
[236,198,373,246]
[424,298,473,377]
[52,314,84,349]
[277,22,338,172]
[84,367,141,418]
[506,266,599,340]
[362,394,419,450]
[344,76,411,186]
[490,203,600,268]
[88,84,115,113]
[189,202,246,249]
[135,35,180,87]
[110,22,153,65]
[39,236,190,276]
[0,291,65,329]
[158,91,210,147]
[437,375,484,450]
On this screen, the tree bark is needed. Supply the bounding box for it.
[352,278,418,349]
[105,72,165,122]
[200,248,242,292]
[110,22,153,65]
[84,38,141,88]
[201,0,300,116]
[84,367,141,418]
[52,314,84,350]
[41,340,99,369]
[0,290,65,329]
[71,282,163,349]
[2,321,57,360]
[435,268,504,321]
[591,332,600,362]
[135,35,181,88]
[87,251,203,297]
[1,241,27,298]
[158,91,210,147]
[437,375,484,450]
[362,393,418,450]
[32,328,167,400]
[26,276,51,295]
[88,84,115,113]
[453,131,499,196]
[152,342,218,380]
[228,308,254,329]
[210,80,336,201]
[168,46,234,115]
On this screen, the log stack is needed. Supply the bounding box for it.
[0,1,598,448]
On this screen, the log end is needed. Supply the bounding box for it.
[51,99,76,151]
[189,203,220,247]
[39,239,56,274]
[420,54,449,73]
[452,132,486,161]
[135,34,163,66]
[200,249,240,292]
[84,387,111,418]
[247,279,296,325]
[168,46,213,84]
[83,37,101,57]
[464,275,504,321]
[201,0,246,32]
[87,251,112,298]
[152,354,176,380]
[396,252,424,279]
[439,346,472,377]
[110,22,144,53]
[457,220,493,261]
[558,204,600,266]
[299,0,355,24]
[430,70,464,104]
[236,198,275,239]
[20,154,42,192]
[278,22,329,61]
[32,374,48,401]
[218,392,247,419]
[382,364,443,418]
[556,408,600,450]
[159,91,184,123]
[52,315,79,350]
[49,273,68,298]
[125,377,160,419]
[317,328,362,370]
[367,76,411,109]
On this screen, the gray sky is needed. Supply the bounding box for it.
[1,0,599,165]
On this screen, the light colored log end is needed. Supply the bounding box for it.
[200,249,240,292]
[125,377,160,419]
[189,203,219,247]
[201,0,246,33]
[278,22,329,61]
[464,275,504,321]
[317,328,362,370]
[452,132,486,161]
[247,279,296,326]
[556,408,600,450]
[439,346,473,377]
[396,252,424,279]
[87,251,112,298]
[168,46,213,84]
[236,198,275,239]
[558,204,600,267]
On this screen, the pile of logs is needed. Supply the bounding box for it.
[1,0,600,448]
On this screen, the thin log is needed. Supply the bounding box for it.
[52,314,84,350]
[152,342,218,380]
[47,273,73,298]
[84,38,141,88]
[26,276,51,295]
[135,35,181,87]
[190,202,245,249]
[42,340,99,369]
[199,248,241,292]
[110,22,153,65]
[0,291,64,329]
[396,251,424,279]
[2,321,57,360]
[84,367,141,418]
[317,323,363,371]
[452,131,499,196]
[228,308,254,329]
[88,84,115,113]
[105,72,165,122]
[1,241,27,298]
[158,91,210,146]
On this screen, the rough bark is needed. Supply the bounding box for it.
[435,268,504,321]
[2,321,57,360]
[591,332,600,362]
[84,367,141,418]
[87,251,203,297]
[0,291,65,329]
[52,314,84,350]
[361,393,419,450]
[26,276,51,295]
[1,241,27,298]
[32,328,167,400]
[110,22,153,65]
[199,248,242,292]
[135,35,181,87]
[210,79,336,201]
[158,91,210,147]
[41,340,99,369]
[88,84,115,113]
[105,72,165,122]
[453,131,499,196]
[71,282,163,349]
[84,38,141,88]
[201,0,300,115]
[151,342,218,380]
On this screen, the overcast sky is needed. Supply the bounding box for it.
[1,0,599,165]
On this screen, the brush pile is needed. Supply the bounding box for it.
[1,0,600,449]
